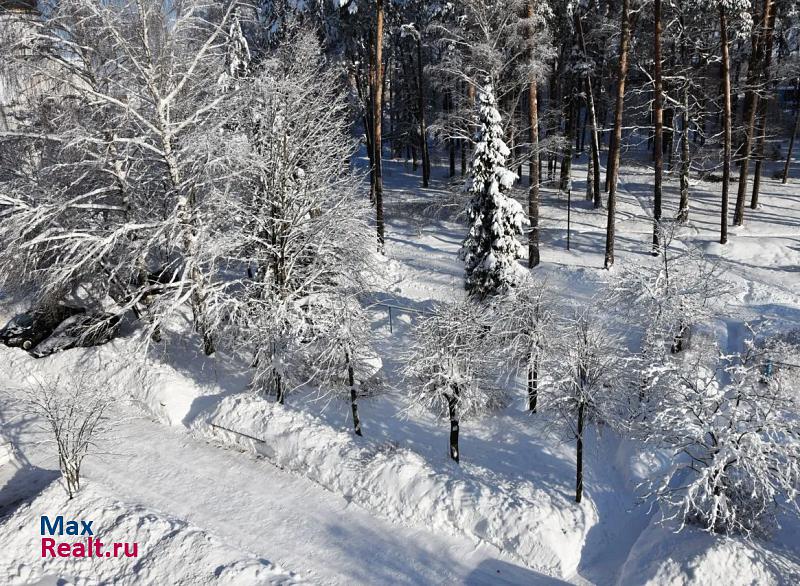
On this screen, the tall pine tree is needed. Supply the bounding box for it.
[461,81,527,298]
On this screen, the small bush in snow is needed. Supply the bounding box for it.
[642,333,800,535]
[17,373,116,499]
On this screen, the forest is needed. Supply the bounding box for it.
[0,0,799,584]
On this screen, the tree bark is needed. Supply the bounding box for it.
[750,9,776,208]
[576,398,585,503]
[652,0,664,254]
[604,0,632,269]
[447,390,459,463]
[527,0,541,268]
[416,36,430,188]
[576,12,602,208]
[527,351,539,412]
[560,84,576,192]
[719,7,732,245]
[346,349,362,436]
[679,82,691,222]
[734,0,774,225]
[374,0,385,251]
[782,97,800,184]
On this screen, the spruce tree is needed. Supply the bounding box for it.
[460,81,527,297]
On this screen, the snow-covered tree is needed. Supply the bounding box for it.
[214,28,376,405]
[404,299,505,463]
[608,223,731,406]
[642,332,800,535]
[547,314,626,503]
[0,0,243,355]
[494,274,553,412]
[460,80,528,298]
[16,372,118,499]
[302,295,378,436]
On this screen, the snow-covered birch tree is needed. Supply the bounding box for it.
[0,0,242,354]
[212,27,376,405]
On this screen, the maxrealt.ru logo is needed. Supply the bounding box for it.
[40,516,138,558]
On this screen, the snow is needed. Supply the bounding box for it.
[1,146,800,584]
[199,393,592,577]
[0,482,301,585]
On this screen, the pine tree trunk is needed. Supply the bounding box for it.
[374,0,385,251]
[679,84,691,222]
[416,36,430,188]
[652,0,663,254]
[719,8,732,245]
[604,0,632,269]
[447,93,456,178]
[346,350,362,436]
[527,0,541,268]
[781,99,800,185]
[576,12,602,208]
[750,8,775,209]
[560,87,576,192]
[750,110,767,206]
[734,0,774,225]
[576,398,585,503]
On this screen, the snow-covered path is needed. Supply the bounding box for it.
[4,399,563,586]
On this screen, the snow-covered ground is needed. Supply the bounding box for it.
[2,149,800,585]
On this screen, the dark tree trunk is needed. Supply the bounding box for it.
[782,80,800,184]
[750,9,776,208]
[734,0,774,225]
[576,12,602,208]
[560,85,576,192]
[447,390,459,463]
[527,351,539,412]
[528,0,541,268]
[679,84,691,223]
[374,0,385,251]
[275,370,285,405]
[652,0,664,254]
[576,399,585,503]
[416,36,431,188]
[604,0,632,269]
[346,350,362,436]
[447,93,456,178]
[719,7,732,245]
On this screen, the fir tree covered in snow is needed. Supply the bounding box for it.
[460,80,528,298]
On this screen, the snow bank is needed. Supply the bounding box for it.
[0,481,302,585]
[617,516,800,586]
[0,339,220,428]
[197,393,593,578]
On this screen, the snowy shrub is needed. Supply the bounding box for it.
[643,334,800,535]
[610,224,729,358]
[404,299,505,462]
[460,80,528,298]
[16,372,117,499]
